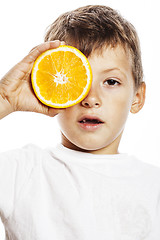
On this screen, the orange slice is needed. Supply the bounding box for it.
[31,45,92,108]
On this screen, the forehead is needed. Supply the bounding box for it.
[88,45,132,74]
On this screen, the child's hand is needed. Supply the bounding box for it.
[0,40,65,118]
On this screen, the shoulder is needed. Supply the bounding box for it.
[0,143,42,157]
[0,144,47,168]
[0,144,64,171]
[133,156,160,180]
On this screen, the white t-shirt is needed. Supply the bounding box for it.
[0,144,160,240]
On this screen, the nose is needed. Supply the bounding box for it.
[81,86,101,108]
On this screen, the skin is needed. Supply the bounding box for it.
[57,45,146,154]
[0,41,65,119]
[0,41,145,155]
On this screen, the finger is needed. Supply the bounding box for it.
[22,40,61,64]
[29,41,65,52]
[5,40,62,84]
[60,41,66,45]
[29,40,62,53]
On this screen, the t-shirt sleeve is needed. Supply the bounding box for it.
[0,145,39,221]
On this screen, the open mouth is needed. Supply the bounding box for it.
[79,118,104,124]
[78,116,104,131]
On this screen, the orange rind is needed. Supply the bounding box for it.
[31,45,92,108]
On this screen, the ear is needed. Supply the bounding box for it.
[130,82,146,114]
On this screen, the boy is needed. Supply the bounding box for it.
[0,4,159,240]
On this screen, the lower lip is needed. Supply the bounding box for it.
[78,122,104,131]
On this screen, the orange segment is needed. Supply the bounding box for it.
[31,45,92,108]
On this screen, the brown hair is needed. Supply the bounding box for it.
[44,5,143,88]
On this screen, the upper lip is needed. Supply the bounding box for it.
[78,115,104,123]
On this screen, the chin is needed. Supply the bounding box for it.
[61,132,120,154]
[72,139,108,152]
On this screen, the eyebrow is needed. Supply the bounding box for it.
[102,68,127,79]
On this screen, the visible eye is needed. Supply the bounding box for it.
[104,79,120,86]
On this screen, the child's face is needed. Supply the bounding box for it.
[57,45,140,154]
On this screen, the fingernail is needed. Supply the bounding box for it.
[50,40,61,45]
[61,41,66,45]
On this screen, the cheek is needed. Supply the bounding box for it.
[57,112,71,129]
[108,91,133,125]
[57,107,77,132]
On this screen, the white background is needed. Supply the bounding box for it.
[0,0,159,238]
